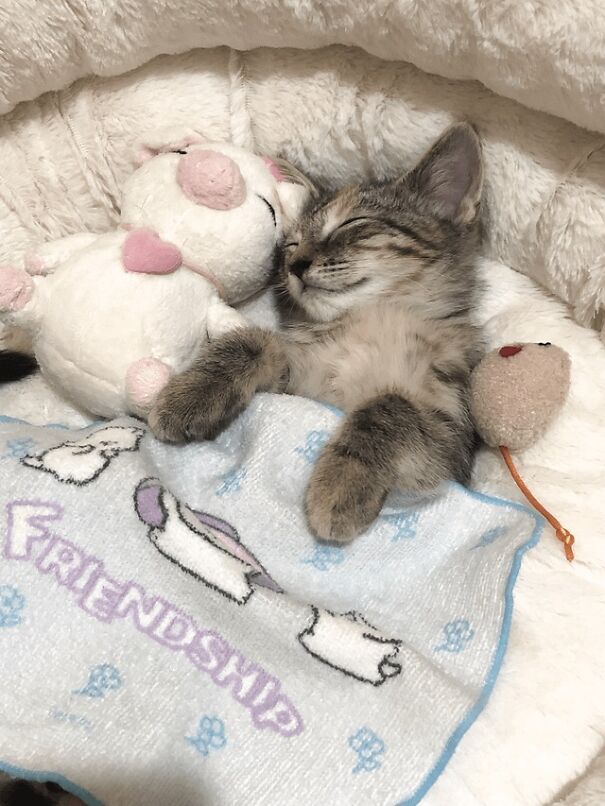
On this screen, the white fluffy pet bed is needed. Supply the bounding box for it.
[1,3,605,804]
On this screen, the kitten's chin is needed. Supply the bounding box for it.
[287,274,304,299]
[300,291,344,323]
[286,275,337,322]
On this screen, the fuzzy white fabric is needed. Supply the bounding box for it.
[2,259,605,805]
[555,755,605,806]
[1,47,604,353]
[0,1,603,139]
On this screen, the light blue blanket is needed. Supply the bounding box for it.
[0,395,540,805]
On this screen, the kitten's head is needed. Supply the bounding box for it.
[277,123,484,323]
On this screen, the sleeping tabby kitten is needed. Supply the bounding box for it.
[149,123,485,541]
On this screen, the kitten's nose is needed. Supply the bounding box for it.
[290,257,312,279]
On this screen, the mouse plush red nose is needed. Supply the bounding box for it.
[176,150,246,209]
[499,345,523,358]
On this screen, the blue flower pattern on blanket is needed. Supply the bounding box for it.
[471,526,506,550]
[0,584,25,627]
[74,664,123,698]
[216,466,247,497]
[348,727,385,773]
[435,620,475,653]
[2,438,36,460]
[187,715,227,758]
[382,510,420,542]
[294,430,330,463]
[301,544,345,571]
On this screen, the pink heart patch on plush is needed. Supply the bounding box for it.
[122,228,182,275]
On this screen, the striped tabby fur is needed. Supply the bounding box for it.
[150,123,485,541]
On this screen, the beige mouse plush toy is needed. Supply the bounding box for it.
[470,342,576,561]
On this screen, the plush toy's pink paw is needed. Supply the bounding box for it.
[23,251,47,275]
[126,357,172,412]
[0,265,34,311]
[122,228,182,275]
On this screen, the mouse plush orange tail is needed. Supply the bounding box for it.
[499,446,574,561]
[471,342,576,562]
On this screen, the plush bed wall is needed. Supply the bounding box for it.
[1,0,603,136]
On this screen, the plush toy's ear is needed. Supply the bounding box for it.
[134,126,204,166]
[266,157,320,228]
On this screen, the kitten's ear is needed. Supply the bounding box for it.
[404,123,483,225]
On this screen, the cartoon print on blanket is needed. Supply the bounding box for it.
[134,478,402,684]
[298,607,402,686]
[21,426,144,484]
[134,478,281,604]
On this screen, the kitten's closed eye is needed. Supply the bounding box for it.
[334,217,373,232]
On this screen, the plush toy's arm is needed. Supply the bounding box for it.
[0,269,44,332]
[206,295,248,340]
[24,232,99,275]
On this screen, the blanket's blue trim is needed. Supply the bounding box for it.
[0,760,103,806]
[0,414,69,429]
[0,414,105,430]
[397,483,543,806]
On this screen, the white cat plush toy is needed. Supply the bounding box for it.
[0,128,308,417]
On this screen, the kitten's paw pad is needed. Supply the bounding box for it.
[305,449,387,542]
[0,266,33,312]
[148,370,245,443]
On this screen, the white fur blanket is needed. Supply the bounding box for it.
[0,0,603,137]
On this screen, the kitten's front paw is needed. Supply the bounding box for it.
[148,367,246,443]
[305,446,388,542]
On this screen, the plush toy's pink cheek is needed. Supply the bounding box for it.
[177,150,246,210]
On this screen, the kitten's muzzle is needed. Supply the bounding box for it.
[290,257,312,279]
